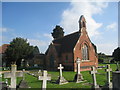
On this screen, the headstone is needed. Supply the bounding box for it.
[4,64,23,88]
[17,69,30,88]
[21,59,24,67]
[74,58,84,83]
[90,66,99,88]
[56,64,68,85]
[105,64,112,88]
[38,70,42,76]
[38,70,41,74]
[17,80,29,88]
[38,70,51,90]
[112,71,120,89]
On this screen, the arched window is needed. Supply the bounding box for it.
[82,44,89,60]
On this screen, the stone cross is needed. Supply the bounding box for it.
[38,70,51,90]
[4,64,23,88]
[58,64,64,77]
[56,64,68,85]
[76,58,81,74]
[90,67,99,88]
[74,58,84,83]
[105,64,112,88]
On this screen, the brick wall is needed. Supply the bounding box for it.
[73,27,98,71]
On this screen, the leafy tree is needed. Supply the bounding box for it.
[112,47,120,62]
[5,37,34,67]
[112,47,120,70]
[98,52,106,63]
[51,25,64,39]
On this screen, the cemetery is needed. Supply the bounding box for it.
[0,62,120,89]
[0,16,120,89]
[0,2,119,89]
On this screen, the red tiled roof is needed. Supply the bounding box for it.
[0,44,10,54]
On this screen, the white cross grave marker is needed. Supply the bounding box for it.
[90,67,99,88]
[38,70,51,90]
[58,64,64,77]
[105,64,112,88]
[56,64,68,85]
[4,64,23,88]
[74,58,84,83]
[76,58,81,74]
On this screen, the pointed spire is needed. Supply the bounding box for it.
[78,15,86,31]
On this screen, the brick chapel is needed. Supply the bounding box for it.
[45,15,98,71]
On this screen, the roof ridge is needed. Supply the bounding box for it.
[53,31,79,41]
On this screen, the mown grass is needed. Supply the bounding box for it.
[1,64,117,89]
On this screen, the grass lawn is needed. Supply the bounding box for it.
[1,64,117,89]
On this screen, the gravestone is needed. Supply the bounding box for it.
[105,64,112,88]
[38,70,42,74]
[90,66,99,88]
[4,64,23,88]
[18,80,29,88]
[37,70,42,77]
[38,70,51,90]
[112,71,120,89]
[56,64,68,85]
[74,58,84,83]
[18,69,30,88]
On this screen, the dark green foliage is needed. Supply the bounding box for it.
[112,47,120,62]
[112,47,120,70]
[98,53,106,63]
[51,25,64,39]
[5,37,35,67]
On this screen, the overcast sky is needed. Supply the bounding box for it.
[1,1,118,55]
